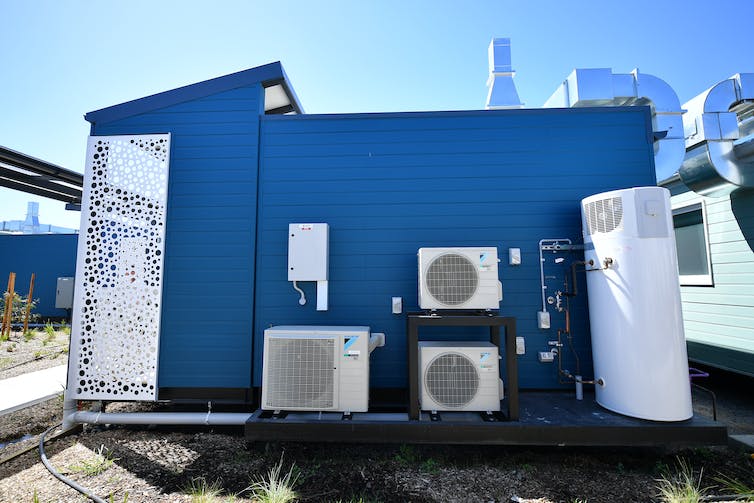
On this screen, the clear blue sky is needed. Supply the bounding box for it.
[2,0,752,229]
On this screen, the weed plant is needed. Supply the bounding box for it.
[0,293,39,340]
[68,444,117,477]
[42,322,55,345]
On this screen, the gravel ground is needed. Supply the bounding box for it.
[0,328,69,380]
[1,334,753,502]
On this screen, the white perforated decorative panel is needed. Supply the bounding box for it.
[67,135,171,401]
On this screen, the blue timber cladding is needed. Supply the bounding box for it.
[0,234,78,318]
[255,107,657,388]
[90,83,265,389]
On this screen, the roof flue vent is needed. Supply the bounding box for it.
[485,38,523,110]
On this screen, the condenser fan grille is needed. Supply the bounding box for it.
[264,338,335,409]
[425,352,479,408]
[425,253,479,305]
[584,197,624,235]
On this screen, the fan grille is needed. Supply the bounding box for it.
[584,197,624,235]
[425,253,479,306]
[265,337,335,409]
[425,352,479,408]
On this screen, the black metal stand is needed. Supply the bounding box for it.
[406,313,519,421]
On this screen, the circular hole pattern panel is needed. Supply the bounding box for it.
[71,135,171,401]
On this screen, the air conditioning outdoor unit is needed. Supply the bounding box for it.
[419,341,501,412]
[262,326,382,412]
[418,247,502,310]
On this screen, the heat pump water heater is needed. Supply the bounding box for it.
[581,186,692,421]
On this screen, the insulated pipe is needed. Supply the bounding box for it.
[68,411,253,426]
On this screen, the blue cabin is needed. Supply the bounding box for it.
[82,62,659,403]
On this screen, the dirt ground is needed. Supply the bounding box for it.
[1,332,753,502]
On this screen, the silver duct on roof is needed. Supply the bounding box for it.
[485,38,523,109]
[544,68,685,183]
[679,73,754,197]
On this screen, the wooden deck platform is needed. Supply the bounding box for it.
[245,391,727,446]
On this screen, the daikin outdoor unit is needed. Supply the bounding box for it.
[418,247,502,310]
[419,342,501,412]
[581,186,693,421]
[262,326,384,413]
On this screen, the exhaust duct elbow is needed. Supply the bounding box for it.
[679,73,754,197]
[544,68,685,183]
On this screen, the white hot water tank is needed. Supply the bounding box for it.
[581,186,692,421]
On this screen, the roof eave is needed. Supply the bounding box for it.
[85,61,302,125]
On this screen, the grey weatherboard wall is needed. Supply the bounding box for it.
[669,183,754,377]
[254,107,658,389]
[0,233,78,318]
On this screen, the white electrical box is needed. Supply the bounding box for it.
[509,248,521,266]
[288,223,329,281]
[55,277,75,309]
[537,310,551,329]
[515,336,525,355]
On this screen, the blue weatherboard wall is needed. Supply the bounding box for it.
[88,82,266,389]
[254,107,657,389]
[0,234,78,318]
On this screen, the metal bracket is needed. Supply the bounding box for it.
[540,243,585,252]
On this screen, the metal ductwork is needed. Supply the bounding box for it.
[544,68,685,183]
[485,38,523,110]
[679,73,754,197]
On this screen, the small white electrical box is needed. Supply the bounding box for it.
[515,336,525,355]
[288,223,329,281]
[392,297,402,314]
[538,351,555,363]
[509,248,521,266]
[537,310,551,329]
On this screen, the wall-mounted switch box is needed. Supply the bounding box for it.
[392,297,402,314]
[537,310,551,329]
[55,277,75,309]
[288,223,329,281]
[515,336,525,355]
[509,248,521,266]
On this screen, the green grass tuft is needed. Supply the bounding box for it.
[655,457,706,503]
[247,455,299,503]
[186,477,223,503]
[713,471,754,495]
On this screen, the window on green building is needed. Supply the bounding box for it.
[672,202,713,286]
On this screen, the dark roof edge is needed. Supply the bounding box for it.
[85,61,302,125]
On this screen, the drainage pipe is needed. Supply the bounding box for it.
[68,411,253,426]
[40,423,107,503]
